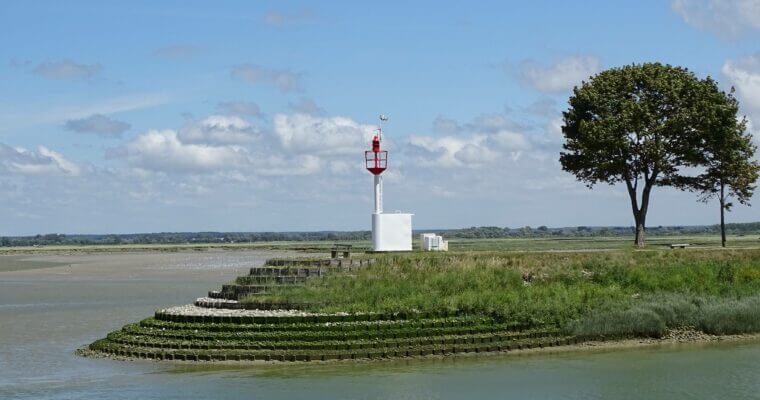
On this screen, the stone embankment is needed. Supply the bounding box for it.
[88,312,574,362]
[86,257,575,363]
[205,258,374,302]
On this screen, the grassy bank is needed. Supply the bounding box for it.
[244,249,760,338]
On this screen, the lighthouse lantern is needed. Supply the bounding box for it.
[365,136,387,175]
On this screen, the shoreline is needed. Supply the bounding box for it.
[78,329,760,366]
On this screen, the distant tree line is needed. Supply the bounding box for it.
[438,223,760,238]
[0,231,371,247]
[2,223,760,247]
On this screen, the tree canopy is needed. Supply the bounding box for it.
[560,63,753,246]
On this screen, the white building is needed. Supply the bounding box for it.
[420,233,448,251]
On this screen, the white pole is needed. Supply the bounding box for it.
[374,174,383,214]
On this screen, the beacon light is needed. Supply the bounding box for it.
[365,115,412,252]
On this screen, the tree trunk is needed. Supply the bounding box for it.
[635,220,646,247]
[720,181,726,248]
[626,181,652,248]
[625,170,656,248]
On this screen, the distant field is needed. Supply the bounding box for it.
[2,234,759,254]
[449,234,760,252]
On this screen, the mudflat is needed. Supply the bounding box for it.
[0,255,69,273]
[0,250,305,280]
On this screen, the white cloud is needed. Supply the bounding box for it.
[745,117,760,151]
[518,55,600,93]
[533,117,565,146]
[64,114,130,138]
[0,144,80,176]
[36,147,81,176]
[408,135,491,168]
[124,130,247,172]
[112,111,385,180]
[487,130,531,151]
[231,64,304,93]
[408,128,531,169]
[410,111,536,169]
[32,60,102,80]
[329,160,351,175]
[273,113,377,155]
[722,55,760,112]
[672,0,760,38]
[202,115,251,131]
[722,55,760,157]
[120,114,347,176]
[453,142,500,164]
[179,115,259,145]
[254,154,322,176]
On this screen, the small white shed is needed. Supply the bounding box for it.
[420,233,448,251]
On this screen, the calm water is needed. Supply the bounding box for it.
[1,251,759,400]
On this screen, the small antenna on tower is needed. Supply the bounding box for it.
[378,114,388,142]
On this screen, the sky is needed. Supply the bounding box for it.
[2,0,760,235]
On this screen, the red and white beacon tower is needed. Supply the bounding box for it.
[365,115,413,252]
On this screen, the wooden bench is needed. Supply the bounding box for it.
[669,243,690,249]
[331,244,352,259]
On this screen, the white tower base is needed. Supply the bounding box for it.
[372,213,413,251]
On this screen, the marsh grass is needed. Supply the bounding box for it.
[698,295,760,335]
[246,249,760,336]
[569,293,760,338]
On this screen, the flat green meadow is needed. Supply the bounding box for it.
[246,242,760,339]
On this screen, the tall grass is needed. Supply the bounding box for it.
[569,293,760,338]
[246,249,760,334]
[699,295,760,335]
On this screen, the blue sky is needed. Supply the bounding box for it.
[2,1,760,235]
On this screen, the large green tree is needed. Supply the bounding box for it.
[560,63,742,247]
[671,86,759,247]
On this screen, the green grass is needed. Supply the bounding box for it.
[569,293,760,338]
[245,249,760,337]
[447,234,760,252]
